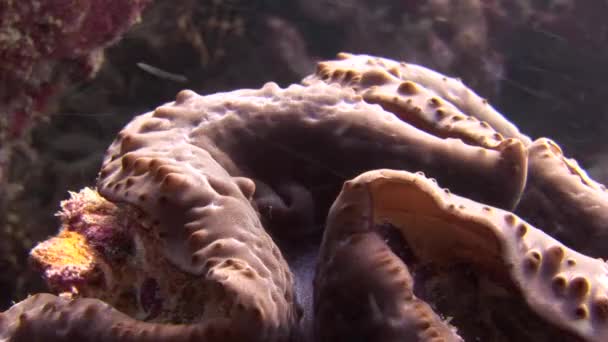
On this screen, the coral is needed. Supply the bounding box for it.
[2,53,608,341]
[29,188,135,302]
[0,0,151,136]
[0,0,151,224]
[0,0,151,307]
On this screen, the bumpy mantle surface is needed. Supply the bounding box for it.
[2,53,608,341]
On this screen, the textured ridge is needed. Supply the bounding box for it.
[316,169,608,341]
[0,293,240,342]
[303,52,531,145]
[95,80,527,340]
[518,138,608,258]
[315,178,464,341]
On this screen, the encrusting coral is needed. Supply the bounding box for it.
[0,1,152,302]
[1,53,607,341]
[0,0,151,126]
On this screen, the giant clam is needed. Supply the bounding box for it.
[2,53,607,342]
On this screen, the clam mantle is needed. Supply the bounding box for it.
[1,53,607,342]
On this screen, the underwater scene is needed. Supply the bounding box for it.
[1,0,608,341]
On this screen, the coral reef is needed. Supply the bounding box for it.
[2,53,608,341]
[0,0,151,125]
[7,3,606,313]
[0,0,151,308]
[0,0,151,185]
